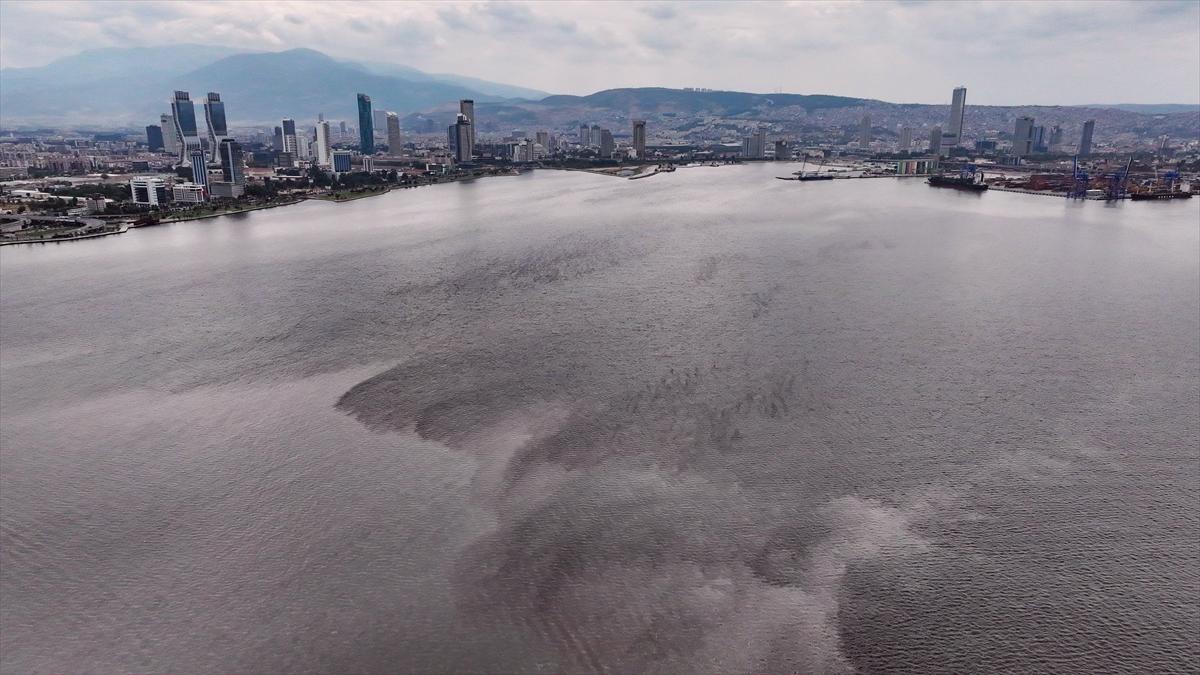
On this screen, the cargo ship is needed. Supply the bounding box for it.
[777,174,834,181]
[927,174,988,191]
[1129,189,1192,201]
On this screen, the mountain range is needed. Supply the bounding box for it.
[1,45,1197,142]
[0,46,549,126]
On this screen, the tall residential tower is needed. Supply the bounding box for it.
[357,93,375,154]
[203,92,229,155]
[170,91,202,164]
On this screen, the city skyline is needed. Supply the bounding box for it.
[1,1,1197,106]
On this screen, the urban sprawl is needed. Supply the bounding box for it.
[1,85,1196,244]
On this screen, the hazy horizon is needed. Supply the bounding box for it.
[1,0,1198,106]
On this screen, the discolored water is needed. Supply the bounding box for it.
[1,164,1197,673]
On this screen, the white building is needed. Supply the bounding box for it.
[130,176,168,206]
[172,182,207,203]
[315,121,332,167]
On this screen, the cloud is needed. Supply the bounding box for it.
[1,0,1196,104]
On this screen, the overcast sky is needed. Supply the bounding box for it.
[2,0,1198,105]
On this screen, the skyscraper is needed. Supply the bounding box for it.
[929,126,942,155]
[899,126,913,151]
[190,149,208,191]
[281,118,298,158]
[386,112,402,154]
[160,114,179,156]
[1078,119,1095,156]
[218,138,244,185]
[372,110,389,139]
[590,124,601,148]
[453,113,473,162]
[947,86,967,146]
[632,120,646,160]
[858,115,871,146]
[357,93,374,154]
[203,92,228,154]
[316,121,332,167]
[459,100,475,155]
[1048,125,1064,153]
[742,130,766,159]
[579,124,590,146]
[599,129,615,157]
[145,125,164,151]
[1013,116,1036,157]
[170,91,201,164]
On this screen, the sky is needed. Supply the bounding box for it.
[1,0,1198,105]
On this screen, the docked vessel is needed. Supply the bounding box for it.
[784,158,835,181]
[1129,190,1192,201]
[928,165,988,192]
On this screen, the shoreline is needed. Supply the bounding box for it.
[5,165,1177,246]
[0,223,129,246]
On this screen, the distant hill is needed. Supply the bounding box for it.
[538,88,873,115]
[1079,104,1200,115]
[0,45,539,126]
[174,49,488,123]
[352,61,549,101]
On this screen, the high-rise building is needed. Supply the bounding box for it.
[1032,125,1047,153]
[858,115,871,146]
[899,126,913,151]
[160,114,179,156]
[273,126,284,152]
[754,129,766,158]
[339,120,347,135]
[453,113,473,162]
[1013,116,1036,157]
[742,129,767,159]
[947,86,967,146]
[315,121,332,167]
[218,138,244,185]
[1078,119,1095,156]
[633,120,646,160]
[203,92,229,154]
[189,149,209,192]
[372,109,389,139]
[1048,125,1064,153]
[459,100,475,155]
[591,124,602,147]
[281,118,298,163]
[579,124,590,146]
[774,140,789,160]
[170,91,202,164]
[146,125,164,151]
[357,93,375,154]
[929,126,942,155]
[332,150,353,174]
[599,129,615,157]
[386,112,402,154]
